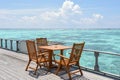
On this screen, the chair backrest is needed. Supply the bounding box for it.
[36,38,48,53]
[26,40,37,61]
[36,38,48,46]
[69,42,85,64]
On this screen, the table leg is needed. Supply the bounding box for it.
[60,50,63,55]
[48,50,53,70]
[59,50,63,69]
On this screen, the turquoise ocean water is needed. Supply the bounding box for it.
[0,29,120,75]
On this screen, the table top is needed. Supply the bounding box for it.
[39,45,71,50]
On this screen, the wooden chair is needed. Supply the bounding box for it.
[25,40,48,74]
[36,38,56,65]
[54,42,85,80]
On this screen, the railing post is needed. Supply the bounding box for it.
[0,39,3,48]
[10,40,13,50]
[16,40,19,52]
[5,39,7,49]
[94,52,99,71]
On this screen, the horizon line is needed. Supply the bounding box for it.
[0,28,120,30]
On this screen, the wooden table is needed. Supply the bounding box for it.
[39,45,71,69]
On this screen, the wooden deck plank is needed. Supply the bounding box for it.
[0,54,33,80]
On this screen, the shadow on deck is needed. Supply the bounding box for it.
[0,48,115,80]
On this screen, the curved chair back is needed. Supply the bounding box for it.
[36,38,48,46]
[36,38,48,53]
[69,42,85,65]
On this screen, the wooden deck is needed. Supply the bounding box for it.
[0,48,115,80]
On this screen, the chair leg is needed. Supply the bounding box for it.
[42,61,49,70]
[41,55,48,67]
[77,64,83,76]
[45,62,50,71]
[25,60,31,71]
[65,65,72,80]
[45,62,48,68]
[44,56,48,67]
[52,54,56,64]
[34,64,39,75]
[55,64,62,75]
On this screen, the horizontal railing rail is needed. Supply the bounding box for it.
[82,49,120,79]
[0,38,65,53]
[84,49,120,56]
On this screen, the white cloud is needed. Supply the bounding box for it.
[60,0,82,15]
[78,14,103,25]
[41,0,82,20]
[93,14,103,19]
[0,0,103,28]
[20,16,37,23]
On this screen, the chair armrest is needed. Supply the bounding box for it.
[55,54,69,60]
[37,53,46,56]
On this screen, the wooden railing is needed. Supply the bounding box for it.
[82,49,120,79]
[0,38,64,53]
[0,38,19,52]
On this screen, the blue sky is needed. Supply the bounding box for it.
[0,0,120,29]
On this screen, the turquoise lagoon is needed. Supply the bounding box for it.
[0,29,120,75]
